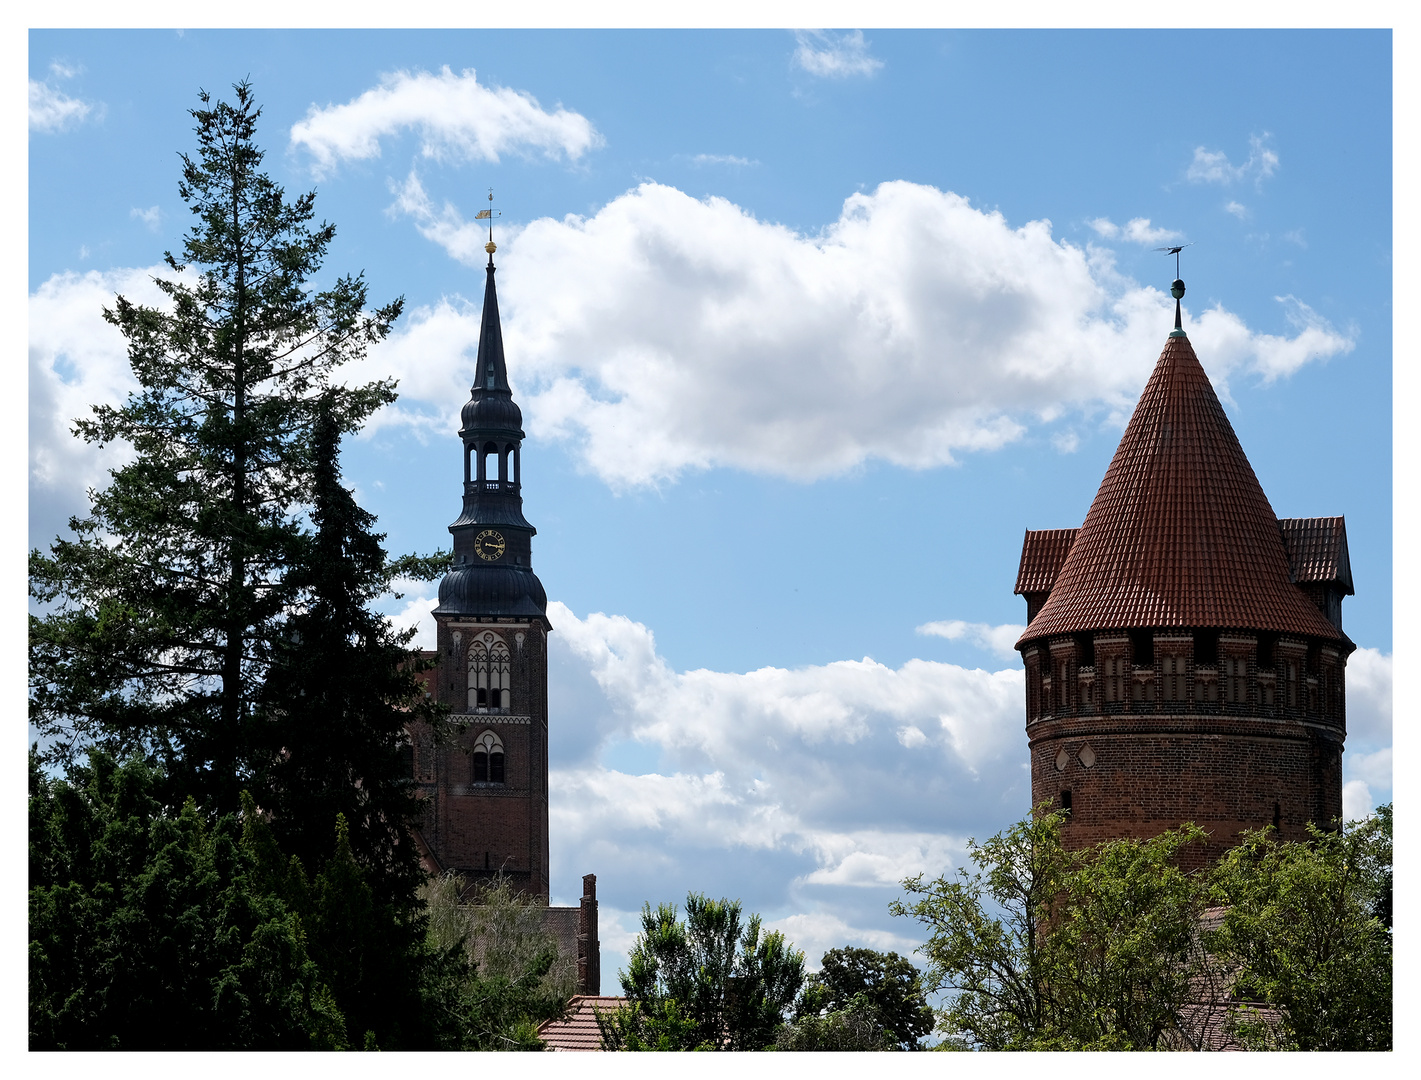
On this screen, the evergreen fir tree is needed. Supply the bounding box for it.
[28,81,411,815]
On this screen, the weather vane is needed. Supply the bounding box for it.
[1153,243,1194,338]
[475,188,501,258]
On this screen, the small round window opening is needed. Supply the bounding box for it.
[472,730,506,785]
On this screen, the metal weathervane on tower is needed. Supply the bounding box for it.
[1154,242,1194,338]
[475,188,500,261]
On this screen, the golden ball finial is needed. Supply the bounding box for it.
[485,241,497,254]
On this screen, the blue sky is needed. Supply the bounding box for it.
[28,28,1392,981]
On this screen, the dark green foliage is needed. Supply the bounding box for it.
[598,893,805,1051]
[28,81,410,823]
[29,751,344,1049]
[786,947,934,1050]
[1209,807,1392,1051]
[254,396,437,903]
[28,750,482,1050]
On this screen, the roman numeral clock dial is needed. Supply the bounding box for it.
[474,529,505,561]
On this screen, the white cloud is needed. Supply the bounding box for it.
[543,599,1027,967]
[375,180,1352,489]
[539,603,1391,978]
[289,66,601,178]
[792,30,884,78]
[915,619,1025,661]
[386,171,499,268]
[1087,216,1182,245]
[28,265,177,546]
[1283,228,1307,248]
[1225,200,1249,219]
[29,79,96,133]
[49,59,83,79]
[1187,134,1279,188]
[690,153,758,167]
[1342,780,1373,823]
[130,205,162,231]
[1343,647,1392,747]
[386,588,439,650]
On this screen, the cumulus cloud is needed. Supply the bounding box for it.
[1343,647,1392,747]
[29,78,96,133]
[792,30,884,78]
[544,599,1025,974]
[1225,200,1249,219]
[289,66,601,178]
[1187,295,1355,385]
[1087,216,1183,245]
[377,179,1352,488]
[1187,133,1279,188]
[538,602,1391,977]
[916,619,1025,661]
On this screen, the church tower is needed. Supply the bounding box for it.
[1013,276,1355,867]
[411,232,553,899]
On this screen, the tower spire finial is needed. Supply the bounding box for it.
[1154,242,1194,338]
[476,188,500,263]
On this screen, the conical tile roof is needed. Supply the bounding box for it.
[1019,334,1343,644]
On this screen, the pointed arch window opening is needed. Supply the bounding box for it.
[471,729,506,785]
[468,634,512,714]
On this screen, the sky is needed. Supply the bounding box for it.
[28,28,1393,985]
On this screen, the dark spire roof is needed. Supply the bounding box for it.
[1018,334,1345,644]
[461,252,523,436]
[475,253,509,394]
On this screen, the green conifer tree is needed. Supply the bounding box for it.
[28,81,410,818]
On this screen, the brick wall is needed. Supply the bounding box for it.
[1023,627,1346,865]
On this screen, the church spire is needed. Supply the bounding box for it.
[473,191,509,393]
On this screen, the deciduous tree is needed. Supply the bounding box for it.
[598,893,805,1051]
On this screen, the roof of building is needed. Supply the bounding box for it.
[1279,516,1354,594]
[537,996,627,1051]
[1014,528,1079,595]
[1018,335,1345,645]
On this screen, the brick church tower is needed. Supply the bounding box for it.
[408,233,553,899]
[1013,276,1355,867]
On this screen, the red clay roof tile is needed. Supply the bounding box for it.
[537,995,626,1051]
[1279,516,1354,594]
[1014,528,1079,595]
[1019,335,1344,645]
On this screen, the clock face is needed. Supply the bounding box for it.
[474,529,506,562]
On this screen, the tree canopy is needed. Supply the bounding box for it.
[597,893,805,1051]
[892,806,1393,1051]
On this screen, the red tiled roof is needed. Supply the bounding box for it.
[1014,528,1078,594]
[1279,517,1353,594]
[1019,336,1344,645]
[537,996,626,1051]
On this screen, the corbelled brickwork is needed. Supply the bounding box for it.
[1015,328,1353,861]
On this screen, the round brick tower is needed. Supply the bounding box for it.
[1013,286,1354,868]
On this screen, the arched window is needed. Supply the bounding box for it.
[472,729,505,784]
[481,440,499,488]
[468,632,512,712]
